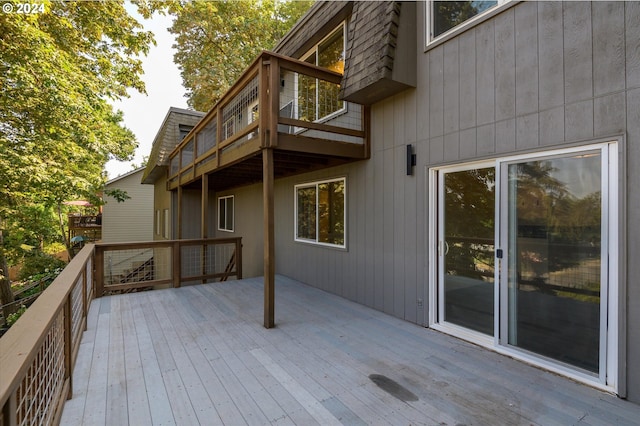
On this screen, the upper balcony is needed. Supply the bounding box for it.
[166,51,369,192]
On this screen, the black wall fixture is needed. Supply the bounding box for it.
[406,144,417,175]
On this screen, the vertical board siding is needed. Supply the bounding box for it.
[103,170,154,243]
[222,1,640,400]
[627,87,640,402]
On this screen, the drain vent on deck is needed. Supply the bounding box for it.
[368,374,419,402]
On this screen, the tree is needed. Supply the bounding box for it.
[164,0,313,111]
[0,0,154,315]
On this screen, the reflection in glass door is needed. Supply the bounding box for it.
[438,166,495,335]
[503,152,603,373]
[432,143,617,385]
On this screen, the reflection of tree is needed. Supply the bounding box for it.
[512,159,601,285]
[445,168,495,280]
[297,187,316,240]
[433,1,497,37]
[297,181,345,245]
[318,181,344,245]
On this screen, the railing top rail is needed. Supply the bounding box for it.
[0,243,94,407]
[95,237,242,250]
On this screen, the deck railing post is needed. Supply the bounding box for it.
[236,238,243,279]
[63,295,73,399]
[2,391,17,426]
[172,241,181,288]
[82,257,87,330]
[94,247,104,298]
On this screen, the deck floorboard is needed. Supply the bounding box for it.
[62,276,640,425]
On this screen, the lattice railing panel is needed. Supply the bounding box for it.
[71,275,83,343]
[16,310,65,426]
[180,242,237,282]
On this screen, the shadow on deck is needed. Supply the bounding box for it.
[61,275,640,425]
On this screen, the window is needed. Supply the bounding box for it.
[427,1,508,44]
[218,195,234,232]
[155,210,161,236]
[298,24,346,122]
[162,209,170,239]
[295,178,346,247]
[178,124,193,141]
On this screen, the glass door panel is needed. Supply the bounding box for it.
[505,152,602,372]
[440,167,495,335]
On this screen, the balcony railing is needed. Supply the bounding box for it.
[67,214,101,242]
[0,238,241,426]
[167,51,369,190]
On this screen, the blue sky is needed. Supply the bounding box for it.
[105,9,187,180]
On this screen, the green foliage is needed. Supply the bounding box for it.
[162,0,313,111]
[104,188,131,203]
[6,305,27,327]
[18,253,66,281]
[43,242,66,256]
[0,0,154,264]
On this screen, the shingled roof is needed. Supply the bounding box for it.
[275,1,416,106]
[141,107,205,184]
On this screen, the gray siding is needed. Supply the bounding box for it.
[268,0,639,403]
[174,0,639,403]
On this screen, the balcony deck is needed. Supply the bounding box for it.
[61,275,640,425]
[166,52,369,193]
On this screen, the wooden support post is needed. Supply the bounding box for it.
[201,175,209,284]
[269,56,280,149]
[201,174,209,239]
[263,148,275,328]
[177,186,183,239]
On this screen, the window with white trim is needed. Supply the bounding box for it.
[295,178,346,247]
[218,195,234,232]
[426,1,507,44]
[298,23,346,122]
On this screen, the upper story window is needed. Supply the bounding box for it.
[178,124,194,141]
[427,1,508,45]
[298,23,346,122]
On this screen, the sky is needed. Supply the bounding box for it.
[104,9,188,180]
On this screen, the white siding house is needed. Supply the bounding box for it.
[102,168,153,243]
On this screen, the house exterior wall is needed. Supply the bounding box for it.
[212,184,264,278]
[267,1,639,402]
[102,170,154,243]
[168,0,639,403]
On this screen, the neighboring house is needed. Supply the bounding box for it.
[102,168,154,243]
[143,1,640,405]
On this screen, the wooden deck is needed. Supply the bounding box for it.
[61,276,640,425]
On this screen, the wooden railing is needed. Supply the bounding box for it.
[0,237,242,425]
[0,244,94,426]
[166,51,368,190]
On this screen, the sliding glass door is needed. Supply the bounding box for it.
[502,151,604,373]
[432,142,618,387]
[437,164,495,336]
